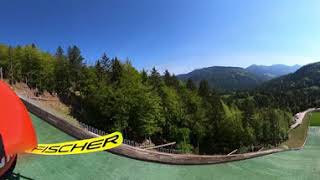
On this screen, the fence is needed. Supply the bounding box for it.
[78,121,182,154]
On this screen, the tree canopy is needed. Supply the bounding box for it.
[0,44,293,154]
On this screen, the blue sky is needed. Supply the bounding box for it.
[0,0,319,74]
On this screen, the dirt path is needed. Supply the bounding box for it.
[291,108,315,129]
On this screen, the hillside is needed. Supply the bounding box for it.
[0,44,292,155]
[177,66,266,91]
[261,62,320,91]
[246,64,301,80]
[259,62,320,112]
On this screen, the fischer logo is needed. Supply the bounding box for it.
[27,131,123,155]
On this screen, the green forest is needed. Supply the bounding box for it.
[0,44,293,154]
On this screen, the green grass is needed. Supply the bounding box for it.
[310,112,320,126]
[14,113,320,179]
[281,112,310,149]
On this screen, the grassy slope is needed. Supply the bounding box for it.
[310,112,320,126]
[281,113,310,149]
[15,114,320,180]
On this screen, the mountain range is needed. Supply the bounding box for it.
[261,62,320,91]
[246,64,301,80]
[177,64,302,91]
[259,62,320,112]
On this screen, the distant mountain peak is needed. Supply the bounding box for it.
[177,66,266,91]
[261,61,320,92]
[176,64,302,91]
[246,64,301,80]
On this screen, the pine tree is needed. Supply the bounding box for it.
[164,70,171,86]
[163,70,179,89]
[149,67,162,91]
[54,46,70,95]
[141,69,148,84]
[198,79,210,98]
[111,57,122,83]
[100,53,111,73]
[55,46,64,59]
[67,46,84,91]
[186,78,196,91]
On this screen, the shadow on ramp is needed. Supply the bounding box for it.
[4,173,34,180]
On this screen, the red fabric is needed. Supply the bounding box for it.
[0,81,37,156]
